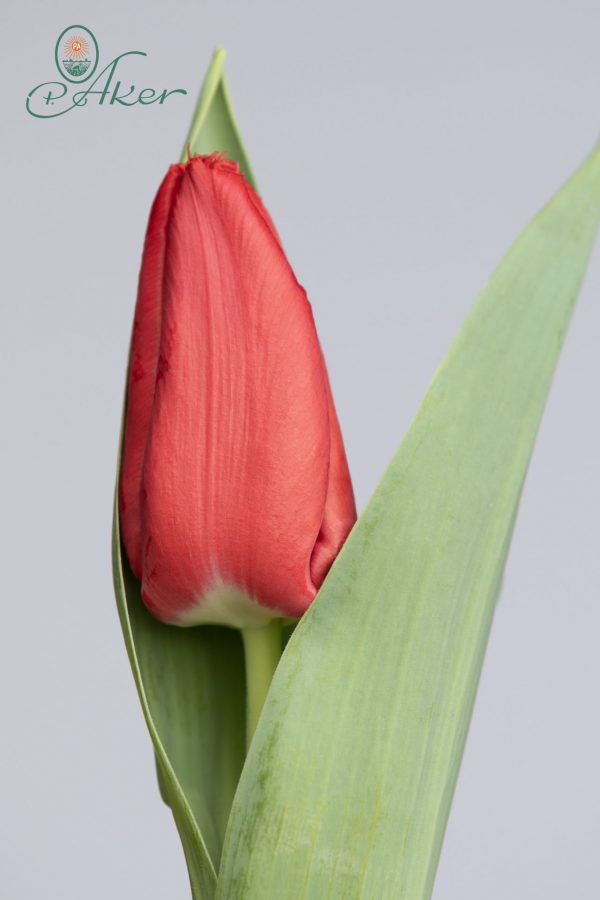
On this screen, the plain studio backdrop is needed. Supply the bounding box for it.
[1,1,598,897]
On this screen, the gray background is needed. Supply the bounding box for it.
[1,1,599,897]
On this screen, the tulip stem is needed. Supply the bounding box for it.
[241,620,283,750]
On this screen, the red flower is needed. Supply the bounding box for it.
[119,154,356,628]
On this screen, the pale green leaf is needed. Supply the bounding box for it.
[180,47,256,186]
[112,48,255,899]
[112,516,244,895]
[217,144,600,899]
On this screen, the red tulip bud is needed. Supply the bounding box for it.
[119,154,356,628]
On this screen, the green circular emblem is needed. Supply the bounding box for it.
[55,25,99,84]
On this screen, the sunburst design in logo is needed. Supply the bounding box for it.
[63,34,90,61]
[62,32,91,77]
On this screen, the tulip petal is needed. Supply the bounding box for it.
[121,154,355,626]
[310,372,357,586]
[119,165,183,577]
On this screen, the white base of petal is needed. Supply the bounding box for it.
[177,580,277,629]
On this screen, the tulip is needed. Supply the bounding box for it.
[119,153,356,630]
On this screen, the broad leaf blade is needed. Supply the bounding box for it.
[217,145,600,899]
[113,49,255,898]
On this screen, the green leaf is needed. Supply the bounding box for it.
[217,144,600,899]
[112,48,255,899]
[180,47,256,186]
[112,515,244,894]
